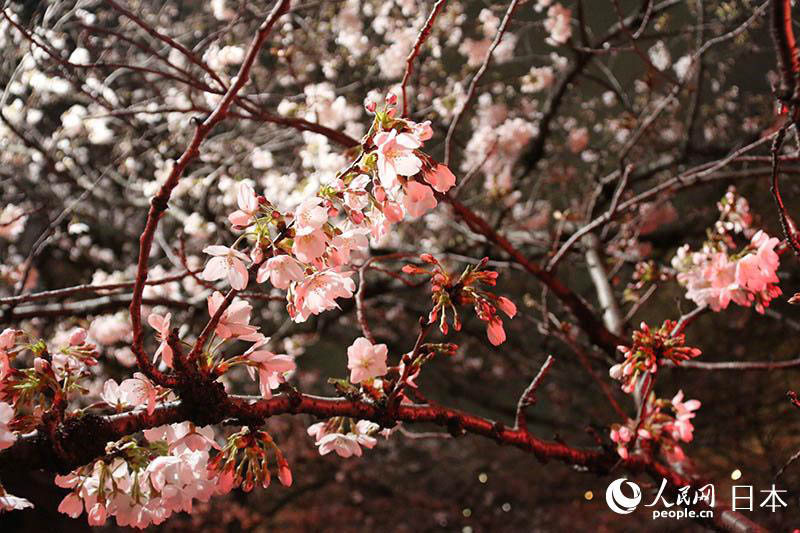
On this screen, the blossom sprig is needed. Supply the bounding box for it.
[207,426,292,492]
[198,93,458,328]
[610,389,701,462]
[0,329,100,429]
[623,260,670,302]
[610,320,701,394]
[402,255,517,345]
[672,188,782,313]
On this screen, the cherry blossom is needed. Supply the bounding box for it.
[0,402,15,450]
[373,129,423,189]
[227,182,259,227]
[347,337,388,383]
[256,255,306,289]
[206,291,260,340]
[330,228,370,266]
[291,270,356,322]
[307,419,379,458]
[666,390,701,443]
[294,197,328,235]
[201,245,250,290]
[292,228,328,263]
[244,337,296,398]
[0,491,33,512]
[544,3,572,45]
[422,164,457,193]
[147,312,174,368]
[402,181,437,218]
[101,374,159,415]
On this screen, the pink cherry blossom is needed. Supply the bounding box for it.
[147,312,174,368]
[244,338,296,398]
[294,197,328,235]
[201,245,250,290]
[309,420,379,458]
[101,374,158,415]
[69,328,88,346]
[292,270,356,322]
[0,328,15,351]
[228,182,259,227]
[373,129,423,189]
[347,337,388,383]
[0,492,33,512]
[144,422,218,453]
[383,200,404,223]
[292,229,327,263]
[735,231,780,292]
[0,329,16,379]
[0,402,15,450]
[58,492,83,518]
[88,503,107,526]
[545,3,572,45]
[411,120,433,141]
[256,255,306,289]
[402,181,437,218]
[423,164,456,193]
[206,291,260,340]
[330,228,369,266]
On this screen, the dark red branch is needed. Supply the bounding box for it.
[0,392,764,531]
[400,0,448,116]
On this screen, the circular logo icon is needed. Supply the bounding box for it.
[605,478,642,514]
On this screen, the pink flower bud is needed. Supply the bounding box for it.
[496,296,517,318]
[364,99,377,113]
[87,503,107,526]
[69,328,87,346]
[278,464,293,487]
[348,209,365,224]
[383,201,404,223]
[34,357,50,374]
[385,92,397,106]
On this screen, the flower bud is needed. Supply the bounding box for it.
[69,328,88,346]
[278,464,293,487]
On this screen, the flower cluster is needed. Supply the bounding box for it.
[307,418,379,458]
[207,427,292,492]
[199,94,457,326]
[610,390,701,462]
[402,255,516,345]
[56,423,224,528]
[610,320,702,394]
[672,188,782,313]
[1,327,100,430]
